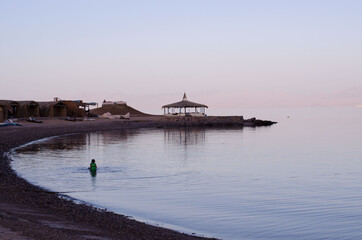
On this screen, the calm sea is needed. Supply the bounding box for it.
[11,107,362,240]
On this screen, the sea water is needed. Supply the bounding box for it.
[10,107,362,240]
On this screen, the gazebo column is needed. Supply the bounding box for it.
[201,107,205,114]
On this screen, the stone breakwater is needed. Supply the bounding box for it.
[161,116,277,127]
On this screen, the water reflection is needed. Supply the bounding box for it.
[90,170,97,177]
[94,129,138,145]
[163,128,206,146]
[15,129,213,156]
[15,130,140,154]
[15,134,88,153]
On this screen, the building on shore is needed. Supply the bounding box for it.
[0,104,5,122]
[102,100,127,106]
[0,100,39,120]
[62,100,85,118]
[39,101,67,117]
[0,98,98,120]
[162,93,208,117]
[62,100,97,117]
[0,100,20,119]
[18,101,40,118]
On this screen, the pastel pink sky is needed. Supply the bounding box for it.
[1,1,362,115]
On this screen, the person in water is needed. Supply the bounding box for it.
[89,159,97,172]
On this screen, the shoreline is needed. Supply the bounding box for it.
[0,117,275,240]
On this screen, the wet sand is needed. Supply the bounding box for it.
[0,118,219,240]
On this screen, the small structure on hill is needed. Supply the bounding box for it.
[18,101,40,118]
[102,100,127,106]
[162,93,208,116]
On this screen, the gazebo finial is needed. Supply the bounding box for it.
[182,92,187,101]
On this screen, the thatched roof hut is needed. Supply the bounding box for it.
[39,101,67,117]
[0,100,20,118]
[18,101,40,118]
[162,93,208,116]
[62,100,85,118]
[0,104,6,122]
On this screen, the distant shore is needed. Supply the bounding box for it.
[0,116,275,240]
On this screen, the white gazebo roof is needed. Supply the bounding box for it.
[162,93,208,109]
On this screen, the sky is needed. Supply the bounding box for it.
[1,0,362,114]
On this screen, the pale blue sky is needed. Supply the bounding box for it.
[1,1,361,114]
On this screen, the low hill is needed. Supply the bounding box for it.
[90,104,151,117]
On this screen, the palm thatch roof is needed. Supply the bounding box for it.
[162,93,208,108]
[0,100,20,118]
[0,100,20,109]
[0,104,5,122]
[18,101,40,118]
[0,100,18,105]
[62,100,85,118]
[39,101,67,117]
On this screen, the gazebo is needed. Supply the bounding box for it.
[162,93,208,116]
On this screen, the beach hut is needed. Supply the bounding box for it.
[18,101,40,118]
[62,100,85,118]
[162,93,208,116]
[0,100,20,118]
[39,101,67,117]
[0,104,5,122]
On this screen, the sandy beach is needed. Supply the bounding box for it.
[0,118,219,240]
